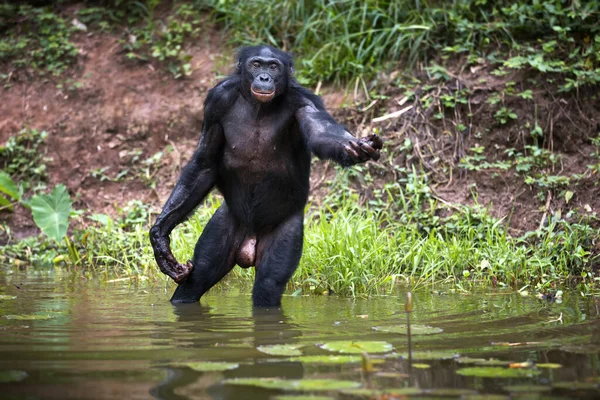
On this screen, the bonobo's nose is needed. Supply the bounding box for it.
[259,73,271,82]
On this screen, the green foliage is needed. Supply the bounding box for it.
[29,185,73,242]
[201,0,600,88]
[0,5,78,75]
[0,128,49,185]
[0,171,19,210]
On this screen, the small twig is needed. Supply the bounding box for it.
[372,105,413,123]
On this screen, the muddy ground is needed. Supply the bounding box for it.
[1,20,599,241]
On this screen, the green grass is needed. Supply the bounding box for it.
[2,169,597,297]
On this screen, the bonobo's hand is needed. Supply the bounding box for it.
[344,133,383,163]
[150,230,193,284]
[156,254,193,284]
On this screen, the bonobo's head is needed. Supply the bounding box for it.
[236,45,293,103]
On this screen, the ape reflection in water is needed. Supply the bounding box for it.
[150,45,383,307]
[150,304,303,400]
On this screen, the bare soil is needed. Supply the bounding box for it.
[1,21,599,241]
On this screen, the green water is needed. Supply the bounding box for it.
[1,270,599,399]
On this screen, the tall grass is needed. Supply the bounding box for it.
[202,0,600,87]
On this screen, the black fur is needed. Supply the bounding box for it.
[150,45,381,307]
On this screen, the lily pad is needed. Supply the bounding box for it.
[456,357,488,364]
[224,378,361,391]
[372,324,443,335]
[257,344,303,356]
[389,350,458,360]
[0,370,27,383]
[504,385,551,393]
[171,362,239,372]
[3,313,54,321]
[289,355,361,364]
[457,367,541,378]
[536,363,562,369]
[455,357,512,366]
[427,388,478,396]
[272,396,334,400]
[553,381,600,390]
[318,341,393,354]
[342,388,422,398]
[0,295,17,300]
[413,363,431,369]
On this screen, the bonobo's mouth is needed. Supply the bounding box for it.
[251,88,275,102]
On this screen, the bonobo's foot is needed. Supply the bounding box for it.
[344,133,383,163]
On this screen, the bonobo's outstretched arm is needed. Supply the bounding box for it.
[295,92,382,166]
[150,122,225,283]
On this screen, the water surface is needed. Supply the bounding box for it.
[1,270,599,399]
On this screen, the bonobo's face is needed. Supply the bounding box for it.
[241,48,290,103]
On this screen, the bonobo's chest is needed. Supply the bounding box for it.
[221,96,298,162]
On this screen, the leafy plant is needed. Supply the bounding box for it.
[29,185,72,242]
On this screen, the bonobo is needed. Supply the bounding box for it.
[150,45,383,307]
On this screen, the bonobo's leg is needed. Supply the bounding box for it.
[171,204,240,304]
[253,212,304,307]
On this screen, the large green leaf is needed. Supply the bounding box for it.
[0,171,18,200]
[29,185,72,241]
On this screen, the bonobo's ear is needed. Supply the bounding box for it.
[236,60,242,71]
[289,65,294,75]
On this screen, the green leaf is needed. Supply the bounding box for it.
[29,185,72,241]
[257,344,303,356]
[289,355,362,364]
[0,171,19,201]
[170,361,238,372]
[224,378,361,391]
[457,367,541,378]
[318,341,393,354]
[372,324,443,335]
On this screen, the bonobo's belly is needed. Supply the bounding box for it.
[219,165,308,230]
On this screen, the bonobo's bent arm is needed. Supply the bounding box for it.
[296,100,382,167]
[150,123,225,283]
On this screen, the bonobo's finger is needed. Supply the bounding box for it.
[173,261,193,284]
[344,144,360,160]
[367,133,384,149]
[349,141,368,160]
[358,141,376,155]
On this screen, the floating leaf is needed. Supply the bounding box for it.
[0,370,27,383]
[272,396,334,400]
[389,351,458,360]
[456,357,487,364]
[372,324,443,335]
[375,371,408,378]
[30,185,72,242]
[504,385,551,393]
[257,344,303,356]
[536,363,562,369]
[342,388,422,397]
[4,313,54,320]
[224,378,361,391]
[318,341,393,354]
[0,295,17,300]
[457,367,541,378]
[413,363,430,369]
[171,362,239,372]
[553,381,600,390]
[290,355,362,364]
[428,388,478,396]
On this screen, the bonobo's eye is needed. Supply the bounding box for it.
[252,61,260,68]
[269,63,279,71]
